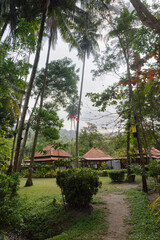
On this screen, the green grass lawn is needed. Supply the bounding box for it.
[15,176,157,240]
[19,178,61,199]
[16,178,107,240]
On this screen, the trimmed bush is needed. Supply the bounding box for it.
[108,169,126,183]
[56,168,102,208]
[98,170,108,177]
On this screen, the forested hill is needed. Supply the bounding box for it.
[60,129,76,141]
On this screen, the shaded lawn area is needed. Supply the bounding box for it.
[19,178,61,199]
[18,175,142,200]
[15,176,153,240]
[16,178,107,240]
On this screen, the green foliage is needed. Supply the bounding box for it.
[34,58,79,107]
[148,160,160,178]
[99,162,108,170]
[130,164,143,176]
[31,104,63,141]
[56,168,102,208]
[87,83,119,111]
[0,132,12,169]
[47,208,107,240]
[150,195,160,223]
[0,41,29,134]
[127,189,160,240]
[0,173,20,230]
[79,123,111,156]
[22,168,58,179]
[22,160,73,178]
[13,178,106,240]
[108,169,126,183]
[18,196,68,240]
[97,170,108,177]
[12,18,36,52]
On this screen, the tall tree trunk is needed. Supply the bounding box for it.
[126,96,131,181]
[136,85,152,162]
[25,31,52,187]
[13,7,47,172]
[0,19,8,40]
[17,92,40,171]
[9,53,31,174]
[117,32,148,192]
[76,51,86,167]
[126,52,148,192]
[130,0,160,34]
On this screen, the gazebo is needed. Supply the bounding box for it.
[117,147,160,168]
[81,148,114,169]
[24,145,72,165]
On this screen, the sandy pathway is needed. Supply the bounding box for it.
[99,184,139,240]
[101,192,129,240]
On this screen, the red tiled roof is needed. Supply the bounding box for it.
[151,147,160,158]
[83,148,112,161]
[34,146,72,158]
[24,146,72,163]
[117,147,160,160]
[24,157,59,162]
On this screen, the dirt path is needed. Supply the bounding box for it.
[100,184,138,240]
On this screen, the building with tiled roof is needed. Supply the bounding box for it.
[24,145,72,165]
[117,147,160,168]
[150,147,160,159]
[81,148,116,169]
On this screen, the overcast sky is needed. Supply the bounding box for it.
[29,32,120,134]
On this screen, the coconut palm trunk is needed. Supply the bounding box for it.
[13,4,48,172]
[25,30,52,186]
[76,51,86,166]
[17,92,40,171]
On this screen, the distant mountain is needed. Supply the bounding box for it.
[60,129,76,141]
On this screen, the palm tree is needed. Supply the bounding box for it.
[66,94,79,154]
[17,17,56,174]
[24,2,87,184]
[72,11,101,165]
[13,0,49,172]
[0,0,41,39]
[13,0,89,173]
[25,23,52,186]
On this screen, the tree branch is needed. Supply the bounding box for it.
[130,0,160,34]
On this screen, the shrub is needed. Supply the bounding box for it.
[21,167,57,178]
[98,170,108,177]
[148,160,160,178]
[56,168,102,208]
[0,173,20,229]
[108,169,126,183]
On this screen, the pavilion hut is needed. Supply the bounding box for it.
[81,148,115,169]
[118,147,160,168]
[24,145,72,165]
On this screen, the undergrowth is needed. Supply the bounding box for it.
[125,189,160,240]
[47,207,107,240]
[4,178,107,240]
